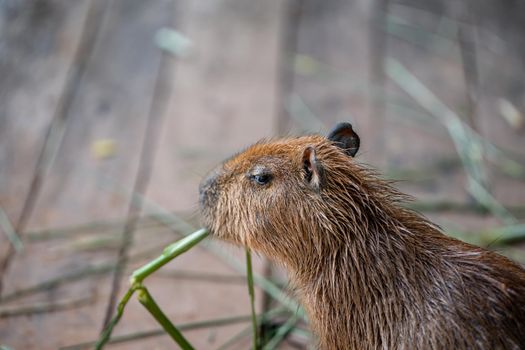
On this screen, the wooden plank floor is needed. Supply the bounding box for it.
[0,0,524,349]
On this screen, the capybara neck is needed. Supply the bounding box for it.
[199,123,525,349]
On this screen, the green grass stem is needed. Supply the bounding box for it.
[95,284,140,350]
[97,229,208,349]
[262,314,300,350]
[137,287,194,350]
[131,228,209,284]
[245,249,258,349]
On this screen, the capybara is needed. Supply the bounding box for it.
[199,123,525,349]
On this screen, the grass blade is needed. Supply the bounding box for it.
[137,287,194,350]
[262,314,299,350]
[245,249,258,349]
[97,229,208,349]
[96,284,139,350]
[131,228,209,284]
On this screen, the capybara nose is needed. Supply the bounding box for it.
[199,168,221,209]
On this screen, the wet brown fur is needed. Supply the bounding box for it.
[199,134,525,349]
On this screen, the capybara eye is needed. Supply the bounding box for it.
[251,174,271,185]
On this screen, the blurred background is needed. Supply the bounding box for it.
[0,0,524,349]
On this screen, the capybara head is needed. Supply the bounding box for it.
[199,123,363,268]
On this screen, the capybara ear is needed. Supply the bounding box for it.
[327,122,360,157]
[302,146,323,191]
